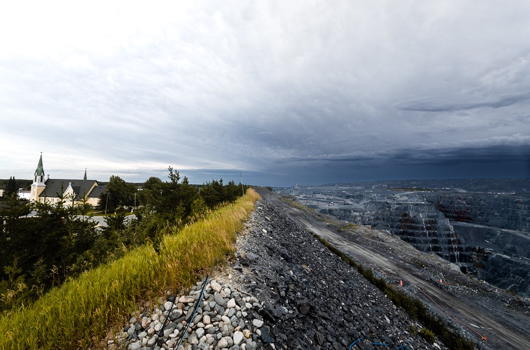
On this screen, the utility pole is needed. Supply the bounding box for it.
[105,192,109,215]
[240,173,244,196]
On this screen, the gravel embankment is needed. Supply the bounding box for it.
[110,201,449,349]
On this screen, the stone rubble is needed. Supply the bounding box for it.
[110,276,267,350]
[109,201,451,349]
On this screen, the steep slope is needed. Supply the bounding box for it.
[265,192,530,350]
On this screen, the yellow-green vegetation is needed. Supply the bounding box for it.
[279,195,314,212]
[0,189,260,350]
[1,169,250,312]
[337,222,359,232]
[419,328,436,344]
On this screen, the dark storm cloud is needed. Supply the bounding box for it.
[397,92,530,113]
[265,144,530,186]
[279,145,530,166]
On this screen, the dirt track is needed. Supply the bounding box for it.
[257,189,530,350]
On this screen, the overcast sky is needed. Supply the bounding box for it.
[1,1,529,187]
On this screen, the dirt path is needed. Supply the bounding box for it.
[259,191,530,350]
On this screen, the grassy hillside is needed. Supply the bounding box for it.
[0,189,260,349]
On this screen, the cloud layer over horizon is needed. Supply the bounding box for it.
[1,1,529,186]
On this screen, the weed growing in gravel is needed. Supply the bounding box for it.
[419,328,436,344]
[0,190,260,349]
[337,222,359,232]
[279,195,313,211]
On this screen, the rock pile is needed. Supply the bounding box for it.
[113,200,449,349]
[230,203,448,349]
[112,278,269,350]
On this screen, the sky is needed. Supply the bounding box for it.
[1,0,529,187]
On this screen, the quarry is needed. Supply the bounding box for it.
[279,179,530,298]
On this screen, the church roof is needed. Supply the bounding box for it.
[40,179,99,199]
[35,153,45,176]
[88,184,107,198]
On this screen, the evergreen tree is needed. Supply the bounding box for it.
[137,168,200,224]
[5,176,18,197]
[0,197,99,310]
[99,175,137,212]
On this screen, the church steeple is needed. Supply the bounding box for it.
[84,168,87,181]
[31,153,47,202]
[34,152,45,184]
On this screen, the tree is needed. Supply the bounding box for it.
[190,196,208,219]
[199,178,247,209]
[225,180,241,202]
[138,176,164,208]
[179,176,200,218]
[4,176,18,198]
[99,176,137,212]
[0,196,99,310]
[200,179,225,208]
[137,168,199,224]
[75,195,92,221]
[0,196,31,274]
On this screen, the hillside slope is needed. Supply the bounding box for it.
[107,189,530,349]
[111,190,502,350]
[259,190,530,350]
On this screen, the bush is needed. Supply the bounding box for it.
[419,328,435,344]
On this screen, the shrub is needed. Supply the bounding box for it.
[419,328,435,344]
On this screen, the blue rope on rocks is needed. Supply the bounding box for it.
[348,337,411,350]
[349,337,362,349]
[175,275,209,350]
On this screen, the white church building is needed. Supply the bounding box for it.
[30,153,106,208]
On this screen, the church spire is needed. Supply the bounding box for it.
[84,168,87,181]
[34,152,45,184]
[35,152,45,177]
[31,152,46,202]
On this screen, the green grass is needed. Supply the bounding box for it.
[0,189,260,349]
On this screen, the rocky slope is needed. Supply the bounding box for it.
[430,193,530,232]
[323,201,462,266]
[106,199,451,350]
[284,183,530,298]
[273,194,530,350]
